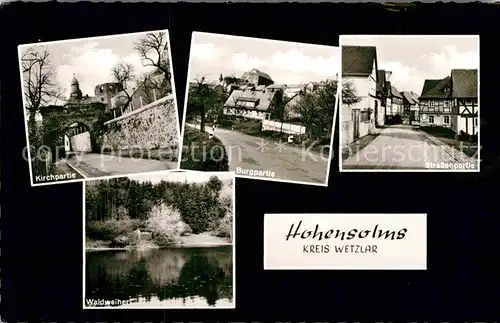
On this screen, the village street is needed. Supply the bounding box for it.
[65,153,178,177]
[186,124,329,184]
[342,125,476,170]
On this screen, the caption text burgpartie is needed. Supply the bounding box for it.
[285,220,408,254]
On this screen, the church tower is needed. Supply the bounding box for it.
[69,74,83,101]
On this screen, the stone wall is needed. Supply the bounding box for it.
[101,95,179,159]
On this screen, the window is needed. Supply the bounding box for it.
[429,100,435,108]
[428,115,434,124]
[361,110,371,122]
[444,116,450,124]
[444,87,449,93]
[236,99,257,109]
[475,118,478,126]
[444,100,450,112]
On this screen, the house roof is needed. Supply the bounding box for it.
[342,46,377,76]
[285,93,303,112]
[409,91,420,104]
[401,91,419,104]
[376,70,386,93]
[224,88,277,111]
[451,69,478,98]
[419,77,452,99]
[390,85,403,99]
[241,69,274,82]
[266,84,286,89]
[287,83,306,88]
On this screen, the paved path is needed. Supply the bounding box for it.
[186,124,329,184]
[343,125,477,170]
[66,153,177,177]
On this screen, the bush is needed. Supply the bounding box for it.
[86,219,143,241]
[180,128,229,171]
[213,212,233,240]
[218,118,235,128]
[458,130,470,141]
[232,119,262,134]
[146,204,192,246]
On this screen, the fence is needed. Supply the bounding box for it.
[262,119,306,135]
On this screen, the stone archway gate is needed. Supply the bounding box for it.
[39,102,111,158]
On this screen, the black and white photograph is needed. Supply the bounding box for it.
[180,32,339,186]
[84,170,235,309]
[340,35,480,171]
[19,30,181,186]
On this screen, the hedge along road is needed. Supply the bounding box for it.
[185,123,329,184]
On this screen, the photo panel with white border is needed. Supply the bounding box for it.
[83,170,236,309]
[19,29,182,187]
[179,32,340,187]
[339,35,480,172]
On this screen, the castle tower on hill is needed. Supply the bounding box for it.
[69,74,83,101]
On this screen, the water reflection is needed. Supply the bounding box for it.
[85,246,233,308]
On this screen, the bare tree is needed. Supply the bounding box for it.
[21,46,62,130]
[110,61,137,113]
[111,61,135,89]
[133,32,171,89]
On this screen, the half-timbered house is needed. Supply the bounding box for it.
[389,86,404,117]
[419,76,456,129]
[401,91,420,124]
[341,45,380,146]
[451,69,478,136]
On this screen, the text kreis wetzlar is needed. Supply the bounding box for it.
[285,220,408,241]
[302,244,377,253]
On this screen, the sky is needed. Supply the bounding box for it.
[19,30,166,103]
[341,35,479,94]
[189,32,340,85]
[129,170,234,185]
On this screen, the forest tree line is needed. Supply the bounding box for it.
[85,175,233,235]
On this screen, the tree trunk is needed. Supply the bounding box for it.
[200,104,206,133]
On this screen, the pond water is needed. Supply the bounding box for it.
[85,246,233,308]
